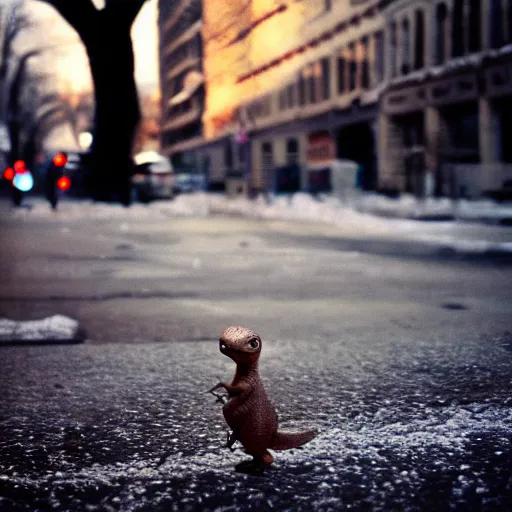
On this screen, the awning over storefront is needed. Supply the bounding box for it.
[168,71,204,106]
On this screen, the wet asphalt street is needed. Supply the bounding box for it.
[0,198,511,511]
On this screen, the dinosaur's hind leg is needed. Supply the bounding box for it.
[235,450,273,475]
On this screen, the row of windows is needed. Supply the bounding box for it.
[163,33,202,72]
[390,0,512,79]
[162,121,202,148]
[432,0,482,67]
[164,67,195,102]
[221,137,299,170]
[161,0,201,51]
[389,10,424,77]
[297,57,331,106]
[490,0,512,48]
[243,31,384,119]
[165,89,205,122]
[245,96,272,119]
[167,99,193,120]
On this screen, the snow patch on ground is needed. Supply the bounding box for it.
[2,404,510,510]
[0,315,82,343]
[5,193,512,253]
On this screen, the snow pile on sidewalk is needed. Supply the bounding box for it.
[355,193,455,219]
[161,192,427,238]
[6,192,512,226]
[0,315,83,344]
[355,193,512,222]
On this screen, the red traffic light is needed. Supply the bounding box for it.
[56,176,71,191]
[53,153,67,167]
[13,160,26,173]
[3,167,14,180]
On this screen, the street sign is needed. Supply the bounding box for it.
[0,123,11,152]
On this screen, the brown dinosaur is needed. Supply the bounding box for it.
[208,326,317,474]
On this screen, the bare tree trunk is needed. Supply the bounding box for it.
[36,0,145,205]
[87,9,141,204]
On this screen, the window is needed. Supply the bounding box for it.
[435,3,447,65]
[261,142,274,188]
[468,0,481,52]
[279,90,287,110]
[320,57,331,100]
[452,0,464,57]
[337,50,346,93]
[490,0,504,48]
[225,140,233,169]
[508,0,512,43]
[374,32,384,83]
[265,96,272,116]
[348,43,357,91]
[445,105,479,152]
[286,84,295,108]
[286,138,299,165]
[414,10,425,70]
[361,38,369,89]
[401,18,410,75]
[308,65,317,103]
[390,21,397,77]
[298,71,306,106]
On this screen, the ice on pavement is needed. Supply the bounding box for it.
[0,314,81,343]
[2,403,510,510]
[7,192,512,252]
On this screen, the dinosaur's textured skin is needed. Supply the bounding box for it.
[208,326,317,474]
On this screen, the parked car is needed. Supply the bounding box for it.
[174,173,206,194]
[132,152,175,202]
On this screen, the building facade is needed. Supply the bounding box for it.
[158,0,512,198]
[158,0,204,173]
[379,0,512,198]
[196,0,385,194]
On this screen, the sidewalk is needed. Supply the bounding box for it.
[355,193,512,224]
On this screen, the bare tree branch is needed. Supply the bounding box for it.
[0,2,30,81]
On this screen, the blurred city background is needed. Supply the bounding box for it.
[1,0,512,206]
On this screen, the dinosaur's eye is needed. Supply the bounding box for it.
[249,338,260,349]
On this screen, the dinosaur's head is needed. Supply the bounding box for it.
[219,326,261,365]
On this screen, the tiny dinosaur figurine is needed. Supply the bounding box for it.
[208,326,317,474]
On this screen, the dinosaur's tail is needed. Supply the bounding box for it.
[270,429,318,451]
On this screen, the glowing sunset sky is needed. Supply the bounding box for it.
[27,0,159,93]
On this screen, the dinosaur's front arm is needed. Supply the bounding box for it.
[208,381,248,397]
